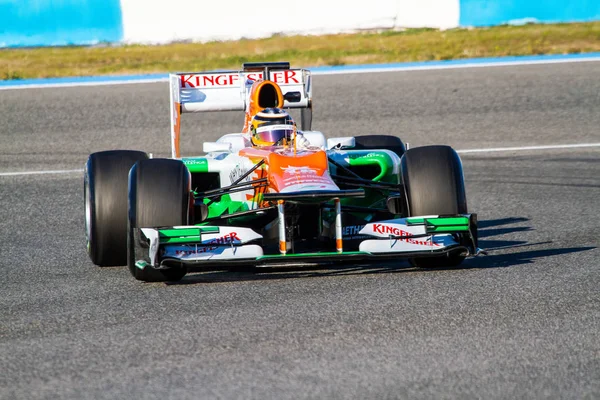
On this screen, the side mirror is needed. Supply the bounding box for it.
[203,142,232,153]
[327,137,356,150]
[284,91,302,103]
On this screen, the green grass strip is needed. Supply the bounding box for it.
[2,21,600,80]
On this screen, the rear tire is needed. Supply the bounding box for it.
[85,150,148,266]
[127,159,191,282]
[354,135,406,158]
[401,145,467,268]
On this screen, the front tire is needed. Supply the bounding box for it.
[401,145,468,268]
[85,150,149,266]
[127,158,191,282]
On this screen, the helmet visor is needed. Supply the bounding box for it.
[254,124,295,145]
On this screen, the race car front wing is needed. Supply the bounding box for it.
[132,214,484,272]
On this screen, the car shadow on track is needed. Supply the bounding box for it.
[460,245,596,270]
[476,216,534,250]
[170,263,414,285]
[166,217,596,285]
[428,215,595,271]
[170,244,595,285]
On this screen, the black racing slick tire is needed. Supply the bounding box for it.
[354,135,406,158]
[400,145,468,268]
[85,150,149,266]
[127,158,191,282]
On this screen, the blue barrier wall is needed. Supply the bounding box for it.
[0,0,123,47]
[460,0,600,26]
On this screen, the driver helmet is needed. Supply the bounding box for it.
[250,107,296,147]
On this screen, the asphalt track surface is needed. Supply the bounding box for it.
[1,62,599,399]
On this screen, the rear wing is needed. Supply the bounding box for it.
[169,62,313,158]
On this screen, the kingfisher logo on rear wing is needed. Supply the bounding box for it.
[169,65,312,158]
[180,70,302,88]
[171,69,310,112]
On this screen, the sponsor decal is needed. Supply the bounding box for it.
[180,70,301,88]
[371,223,440,247]
[244,70,300,85]
[280,165,318,174]
[274,70,301,84]
[229,165,248,184]
[343,225,365,236]
[180,73,239,88]
[183,159,207,165]
[175,232,241,255]
[280,165,332,187]
[349,152,377,159]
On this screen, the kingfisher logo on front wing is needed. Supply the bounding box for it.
[372,223,405,235]
[175,232,241,255]
[371,223,440,247]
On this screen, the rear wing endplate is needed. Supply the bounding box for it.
[169,64,312,158]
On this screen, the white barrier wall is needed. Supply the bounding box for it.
[2,0,598,48]
[396,0,459,29]
[120,0,460,44]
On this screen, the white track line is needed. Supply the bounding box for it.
[1,143,598,177]
[0,169,84,177]
[315,56,600,76]
[456,143,600,154]
[0,78,168,91]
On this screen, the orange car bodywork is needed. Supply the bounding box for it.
[242,79,284,133]
[239,147,334,194]
[241,80,337,201]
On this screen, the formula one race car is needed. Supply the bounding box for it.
[84,62,483,282]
